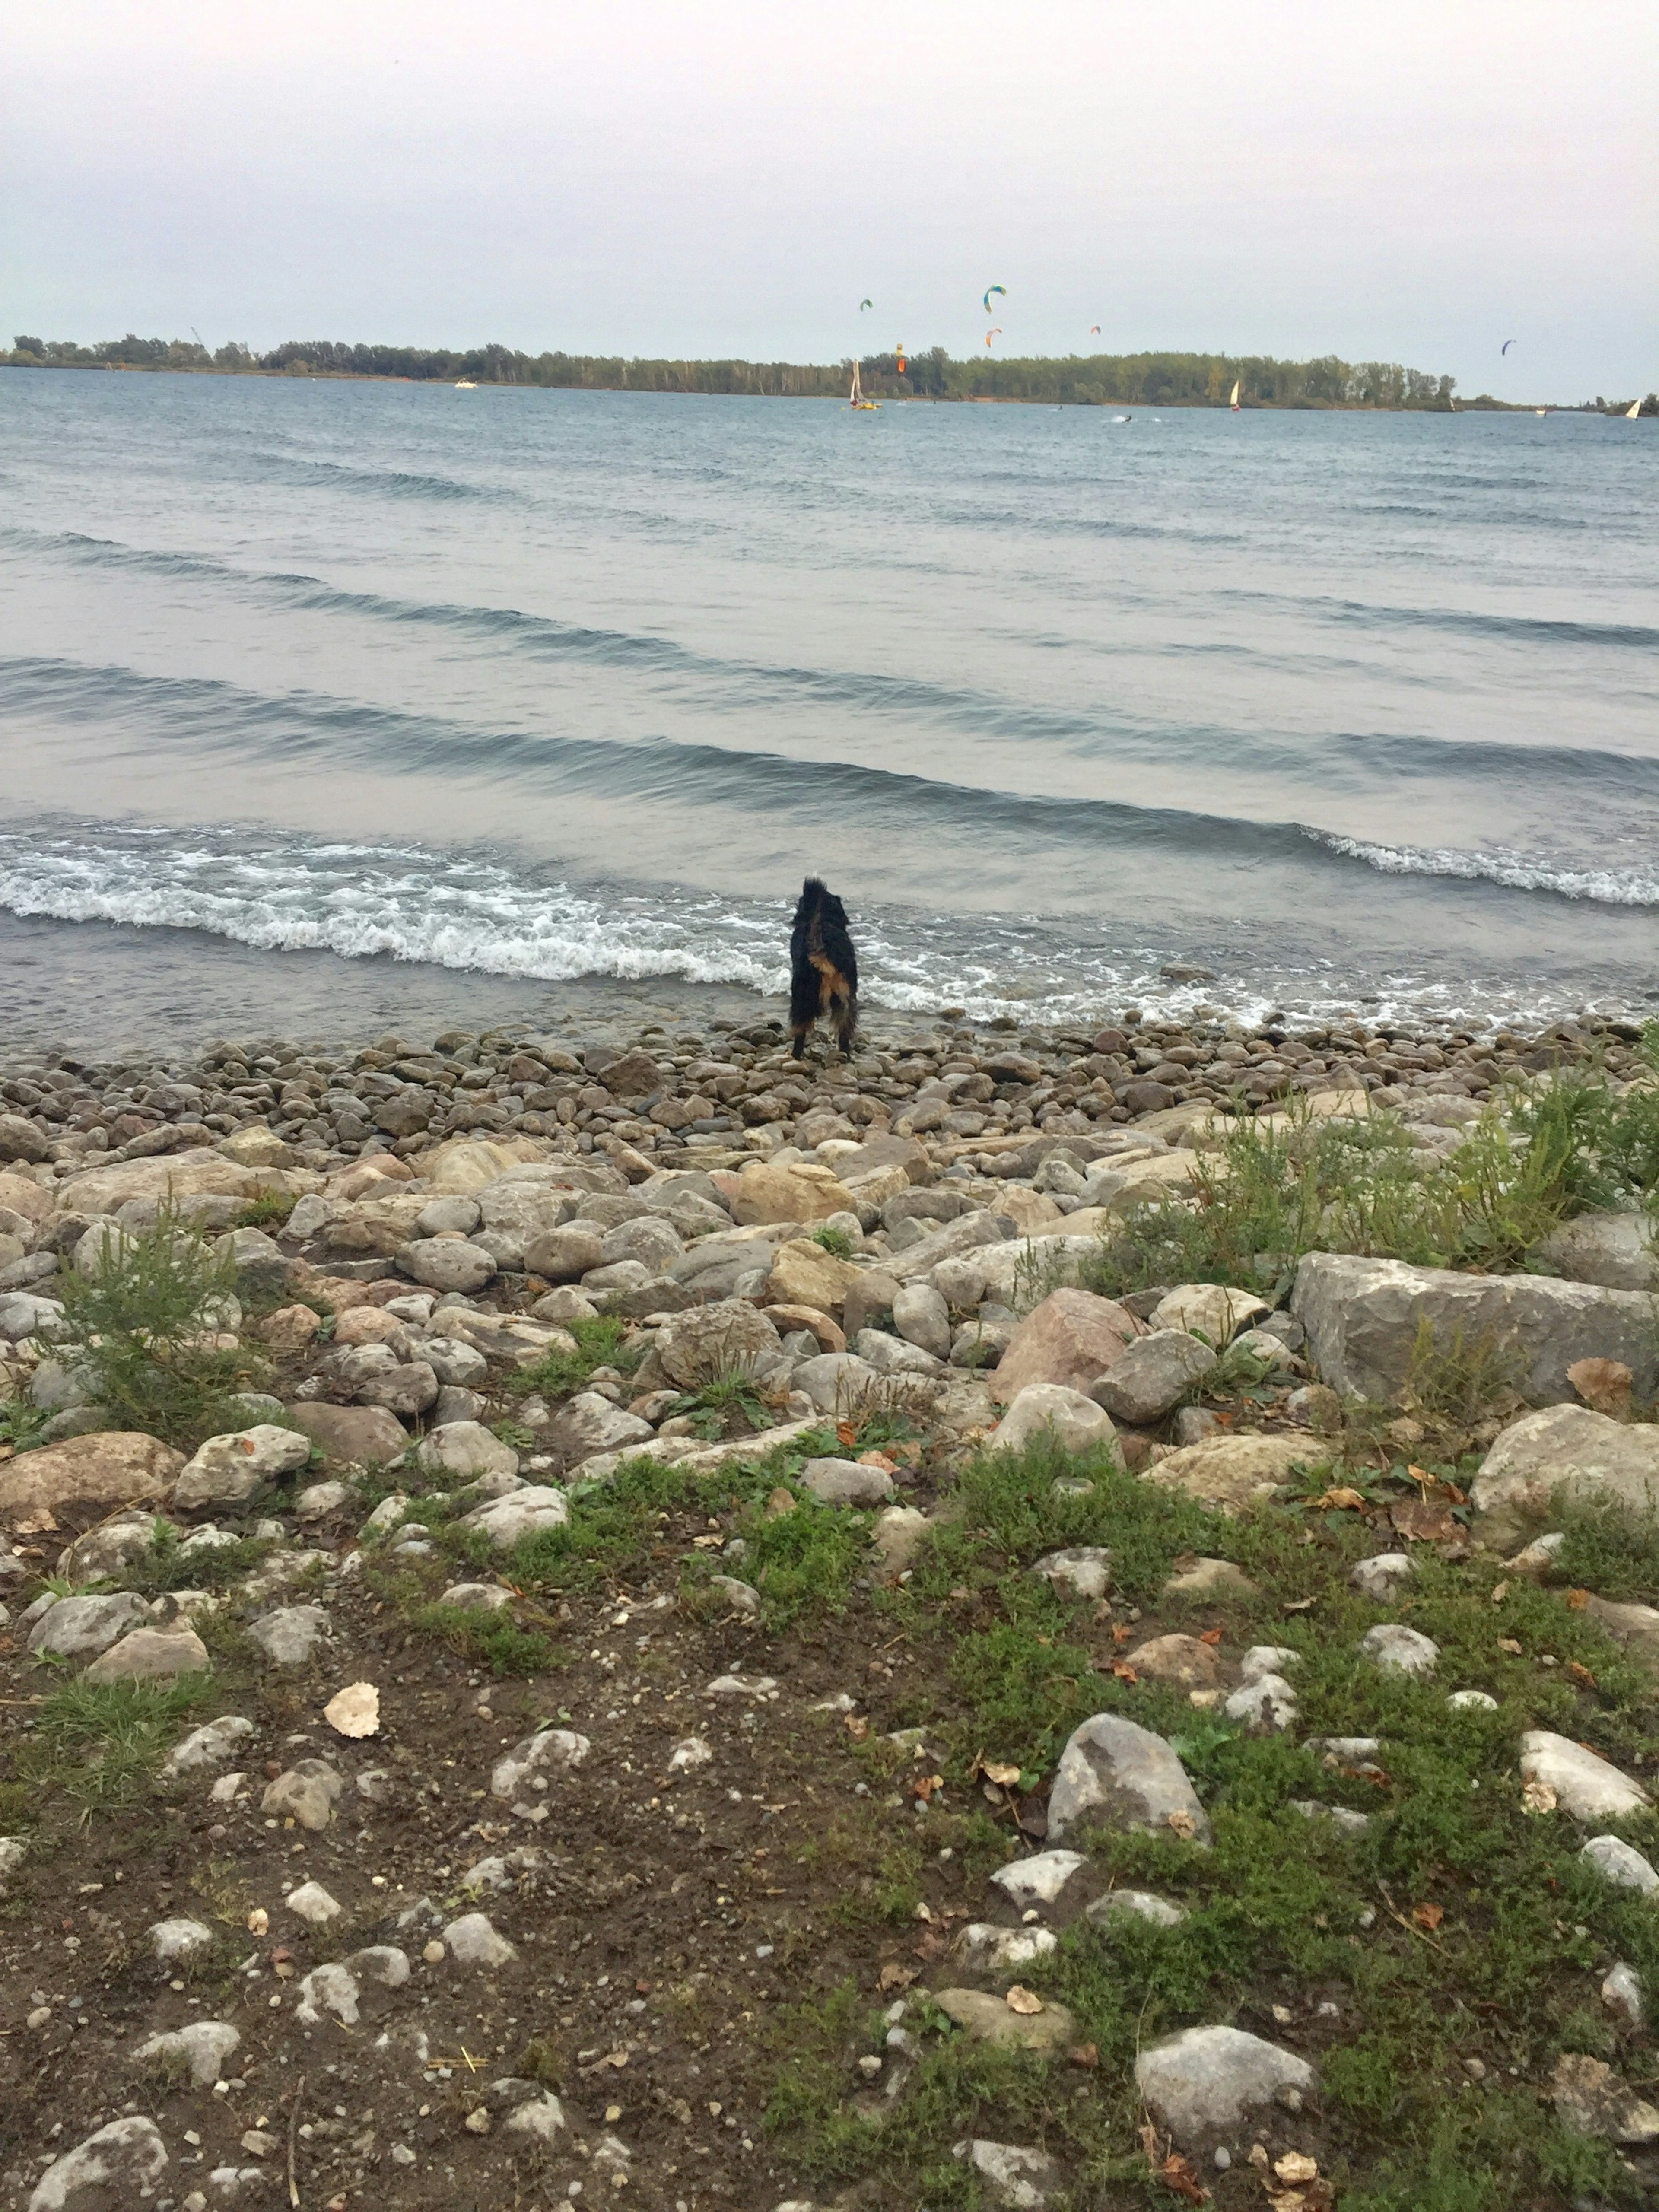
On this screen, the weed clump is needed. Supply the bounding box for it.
[508,1315,638,1401]
[54,1205,261,1449]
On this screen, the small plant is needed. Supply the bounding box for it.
[812,1225,854,1261]
[669,1372,773,1440]
[231,1189,297,1230]
[0,1398,51,1453]
[1400,1317,1519,1429]
[22,1675,214,1820]
[54,1205,256,1449]
[508,1314,638,1401]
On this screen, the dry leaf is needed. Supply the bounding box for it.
[1490,1580,1510,1604]
[1156,2151,1211,2202]
[1112,1622,1135,1646]
[1566,1587,1589,1610]
[1282,1597,1315,1613]
[1166,1809,1198,1839]
[913,1900,936,1923]
[1068,2041,1099,2067]
[1521,1777,1558,1815]
[1274,2152,1319,2183]
[857,1451,898,1474]
[324,1681,380,1739]
[1392,1498,1457,1543]
[836,1420,858,1449]
[1315,1486,1369,1512]
[1198,1627,1224,1646]
[1567,1355,1634,1417]
[765,1487,796,1517]
[1004,1985,1044,2014]
[878,1962,916,1992]
[844,1714,869,1742]
[1112,1661,1139,1684]
[691,1532,723,1550]
[912,1773,944,1801]
[1411,1903,1444,1931]
[1567,1659,1599,1689]
[1497,1637,1523,1654]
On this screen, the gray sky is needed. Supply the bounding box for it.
[4,0,1654,400]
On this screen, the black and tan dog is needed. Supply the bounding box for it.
[789,877,859,1059]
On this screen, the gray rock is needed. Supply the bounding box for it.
[61,1509,164,1583]
[1522,1730,1647,1820]
[1150,1283,1270,1345]
[892,1281,951,1361]
[799,1456,895,1507]
[27,1591,148,1660]
[135,2018,241,2085]
[26,2117,168,2212]
[792,1351,878,1414]
[1604,1961,1645,2028]
[442,1910,518,1967]
[502,2091,568,2142]
[1581,1834,1659,1894]
[0,1289,65,1340]
[356,1360,440,1417]
[419,1334,489,1389]
[1087,1888,1188,1929]
[285,1881,343,1926]
[162,1713,254,1778]
[1448,1689,1499,1711]
[1471,1405,1659,1551]
[217,1225,289,1290]
[1031,1546,1112,1600]
[1240,1644,1300,1682]
[439,1581,514,1610]
[416,1196,482,1237]
[150,1915,215,1966]
[474,1183,577,1268]
[1351,1551,1416,1601]
[1551,2053,1659,2145]
[492,1726,591,1802]
[951,2140,1059,2209]
[433,1383,486,1426]
[261,1759,343,1831]
[248,1605,331,1667]
[655,1298,783,1387]
[932,1986,1078,2053]
[851,1327,944,1378]
[1291,1251,1659,1405]
[417,1422,519,1482]
[461,1484,570,1545]
[1135,2025,1316,2143]
[710,1573,762,1616]
[172,1423,312,1510]
[1289,1800,1371,1834]
[283,1402,409,1465]
[293,1479,350,1520]
[1223,1673,1299,1731]
[1537,1208,1659,1291]
[1088,1329,1217,1424]
[28,1356,98,1414]
[548,1392,653,1465]
[84,1623,210,1683]
[400,1238,498,1294]
[1359,1623,1439,1676]
[1046,1712,1211,1845]
[992,1382,1115,1456]
[988,1850,1086,1906]
[524,1226,604,1281]
[600,1216,683,1273]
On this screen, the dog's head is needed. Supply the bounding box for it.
[797,876,849,930]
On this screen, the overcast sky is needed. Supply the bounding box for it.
[3,0,1654,400]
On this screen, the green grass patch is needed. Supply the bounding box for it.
[12,1675,216,1824]
[115,1526,278,1598]
[506,1314,639,1401]
[812,1224,855,1261]
[231,1189,297,1229]
[406,1599,555,1676]
[1552,1495,1659,1606]
[0,1397,51,1452]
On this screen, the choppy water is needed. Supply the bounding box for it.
[2,367,1656,1053]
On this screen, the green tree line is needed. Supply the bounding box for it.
[9,331,1650,411]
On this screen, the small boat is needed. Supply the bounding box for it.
[1627,398,1643,420]
[849,362,879,410]
[455,380,476,390]
[1230,379,1240,412]
[1535,407,1548,417]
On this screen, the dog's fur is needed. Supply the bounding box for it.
[789,877,858,1059]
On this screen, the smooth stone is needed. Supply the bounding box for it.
[416,1422,520,1482]
[1128,1633,1219,1688]
[990,1287,1138,1404]
[84,1623,210,1683]
[798,1456,895,1507]
[1581,1834,1659,1893]
[1089,1329,1217,1424]
[248,1605,331,1667]
[1351,1552,1415,1601]
[871,1505,932,1581]
[1536,1208,1659,1292]
[1471,1405,1659,1552]
[419,1335,490,1389]
[1150,1284,1270,1345]
[1046,1713,1211,1845]
[293,1479,350,1520]
[547,1393,653,1465]
[1146,1433,1329,1515]
[892,1281,952,1360]
[1136,2025,1316,2144]
[1086,1888,1188,1929]
[1359,1623,1439,1676]
[461,1484,570,1545]
[285,1881,343,1925]
[1449,1689,1499,1711]
[150,1915,214,1965]
[992,1382,1116,1457]
[653,1298,783,1389]
[0,1430,184,1528]
[283,1402,410,1465]
[439,1581,514,1611]
[1521,1730,1648,1820]
[400,1237,499,1294]
[442,1910,518,1967]
[134,2018,241,2086]
[1289,1800,1371,1834]
[768,1238,863,1314]
[792,1351,878,1415]
[932,1986,1078,2053]
[851,1325,945,1378]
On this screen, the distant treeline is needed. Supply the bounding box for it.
[6,332,1654,413]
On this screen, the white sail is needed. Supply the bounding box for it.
[1229,379,1240,411]
[1628,398,1643,420]
[850,362,861,406]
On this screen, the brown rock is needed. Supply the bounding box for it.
[767,1238,862,1313]
[991,1288,1139,1405]
[0,1172,51,1225]
[1551,2053,1659,2145]
[730,1160,855,1227]
[1569,1356,1634,1418]
[933,1987,1078,2052]
[1128,1634,1220,1689]
[283,1403,410,1465]
[522,1226,604,1282]
[260,1304,323,1353]
[56,1149,276,1217]
[1144,1433,1332,1515]
[842,1270,902,1340]
[832,1133,933,1187]
[1122,1081,1177,1115]
[420,1135,562,1195]
[762,1304,848,1354]
[0,1432,185,1532]
[83,1624,210,1684]
[0,1114,50,1165]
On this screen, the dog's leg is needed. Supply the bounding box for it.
[791,1026,809,1061]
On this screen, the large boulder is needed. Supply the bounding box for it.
[729,1160,854,1227]
[1470,1405,1659,1551]
[1291,1252,1659,1405]
[547,1394,653,1467]
[1536,1210,1659,1293]
[0,1432,185,1532]
[55,1149,295,1217]
[1521,1730,1648,1821]
[653,1300,781,1389]
[1144,1432,1328,1514]
[766,1239,861,1314]
[27,1591,149,1660]
[283,1403,409,1465]
[990,1288,1138,1405]
[474,1181,579,1268]
[172,1424,312,1511]
[26,2116,168,2212]
[1089,1330,1217,1424]
[399,1238,498,1294]
[1136,2027,1316,2145]
[1046,1713,1211,1844]
[419,1136,563,1195]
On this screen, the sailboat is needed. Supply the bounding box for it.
[1229,379,1241,412]
[1627,398,1643,420]
[849,362,879,411]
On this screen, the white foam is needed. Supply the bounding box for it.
[1306,830,1659,909]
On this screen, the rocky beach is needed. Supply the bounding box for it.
[5,1001,1659,2209]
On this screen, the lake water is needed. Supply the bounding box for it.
[3,367,1656,1053]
